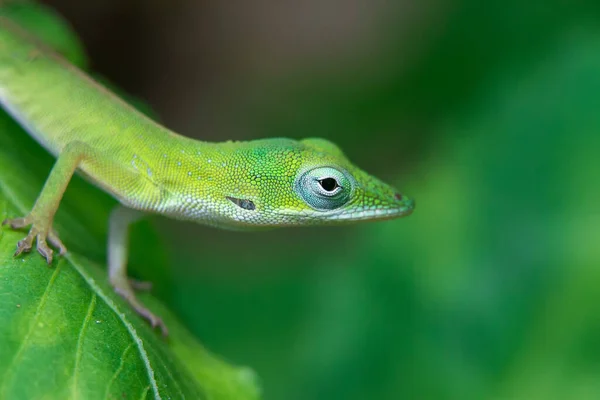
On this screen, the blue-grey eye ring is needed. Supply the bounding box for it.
[296,167,353,210]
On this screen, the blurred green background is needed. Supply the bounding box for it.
[39,0,600,399]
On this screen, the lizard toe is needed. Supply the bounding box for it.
[113,283,168,336]
[3,216,32,230]
[48,229,67,256]
[8,221,64,263]
[15,230,36,256]
[36,236,54,264]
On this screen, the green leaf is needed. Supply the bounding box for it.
[0,3,261,400]
[0,174,259,399]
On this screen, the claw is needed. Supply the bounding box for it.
[36,237,54,264]
[113,285,168,337]
[145,312,168,337]
[15,232,35,256]
[4,215,66,264]
[48,230,67,256]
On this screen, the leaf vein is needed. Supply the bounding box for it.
[72,293,97,398]
[2,176,161,399]
[146,340,186,399]
[0,260,62,397]
[140,385,151,400]
[65,253,161,400]
[104,342,133,400]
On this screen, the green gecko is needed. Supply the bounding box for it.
[0,18,414,335]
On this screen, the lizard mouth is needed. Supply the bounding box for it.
[275,197,414,224]
[325,199,414,222]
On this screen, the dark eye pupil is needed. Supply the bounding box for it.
[319,178,338,192]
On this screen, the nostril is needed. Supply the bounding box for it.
[394,192,403,201]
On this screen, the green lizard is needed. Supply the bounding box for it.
[0,17,414,335]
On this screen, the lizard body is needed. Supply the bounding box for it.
[0,17,414,334]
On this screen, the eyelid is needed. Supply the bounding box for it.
[318,185,342,196]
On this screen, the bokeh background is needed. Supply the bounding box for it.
[39,0,600,399]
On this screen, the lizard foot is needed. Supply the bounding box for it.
[2,216,67,264]
[112,281,168,336]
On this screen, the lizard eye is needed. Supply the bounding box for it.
[318,177,339,193]
[297,167,353,210]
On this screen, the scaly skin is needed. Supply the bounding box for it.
[0,18,414,334]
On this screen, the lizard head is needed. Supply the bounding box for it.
[222,137,414,227]
[291,138,414,223]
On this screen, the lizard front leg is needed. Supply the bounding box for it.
[2,141,91,263]
[4,141,168,334]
